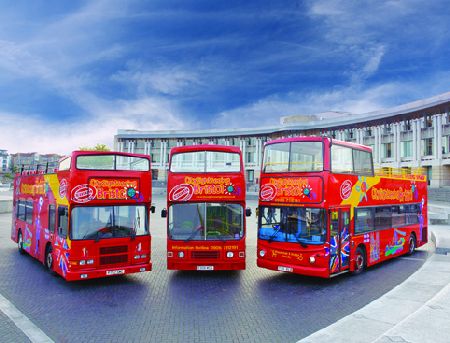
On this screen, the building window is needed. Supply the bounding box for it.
[401,141,412,158]
[422,138,433,156]
[382,143,392,158]
[247,170,254,183]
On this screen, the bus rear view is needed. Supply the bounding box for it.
[163,145,250,271]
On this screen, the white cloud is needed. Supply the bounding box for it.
[212,73,450,130]
[0,96,188,154]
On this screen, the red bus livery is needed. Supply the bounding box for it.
[163,145,251,271]
[257,136,427,278]
[11,151,154,281]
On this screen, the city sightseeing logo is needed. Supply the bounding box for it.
[169,184,194,202]
[260,184,277,201]
[72,184,97,203]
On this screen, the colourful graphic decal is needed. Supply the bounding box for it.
[72,184,97,203]
[34,196,44,256]
[59,179,68,199]
[355,176,369,202]
[340,180,352,200]
[169,184,194,201]
[55,237,70,276]
[170,176,242,201]
[260,184,277,201]
[418,197,425,241]
[411,181,419,201]
[329,234,339,273]
[90,178,140,201]
[371,186,413,203]
[385,229,406,256]
[20,179,46,196]
[260,177,322,203]
[24,226,32,251]
[369,231,380,263]
[44,174,69,206]
[340,226,350,268]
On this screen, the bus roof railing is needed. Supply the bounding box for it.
[374,167,426,180]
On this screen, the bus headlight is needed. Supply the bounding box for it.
[79,260,86,265]
[87,259,94,265]
[309,256,316,264]
[259,250,266,257]
[178,251,184,258]
[226,252,234,258]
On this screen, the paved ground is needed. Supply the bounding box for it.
[0,196,433,343]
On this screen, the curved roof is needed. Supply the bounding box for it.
[116,91,450,139]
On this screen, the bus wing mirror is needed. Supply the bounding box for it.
[246,208,252,217]
[255,207,259,217]
[150,205,156,214]
[161,208,167,218]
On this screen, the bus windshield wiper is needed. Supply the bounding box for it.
[268,224,282,243]
[293,235,308,248]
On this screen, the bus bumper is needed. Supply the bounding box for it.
[64,262,152,281]
[167,260,245,271]
[257,258,329,278]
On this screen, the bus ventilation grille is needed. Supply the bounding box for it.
[100,255,128,265]
[100,246,128,254]
[191,251,220,259]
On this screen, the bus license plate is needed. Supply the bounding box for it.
[197,266,214,271]
[106,269,125,276]
[278,266,293,272]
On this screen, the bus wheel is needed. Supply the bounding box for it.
[407,234,416,256]
[18,231,24,254]
[45,245,54,273]
[352,247,366,275]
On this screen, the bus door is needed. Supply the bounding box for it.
[329,208,350,275]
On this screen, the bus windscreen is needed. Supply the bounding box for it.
[71,205,148,240]
[169,203,243,241]
[263,141,323,172]
[170,151,241,173]
[258,206,326,244]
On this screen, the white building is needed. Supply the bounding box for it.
[0,150,10,173]
[114,92,450,187]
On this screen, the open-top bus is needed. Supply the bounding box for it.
[162,145,251,271]
[257,136,427,278]
[11,151,154,281]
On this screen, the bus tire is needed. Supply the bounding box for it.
[45,245,55,274]
[18,230,25,255]
[407,234,416,256]
[352,246,366,275]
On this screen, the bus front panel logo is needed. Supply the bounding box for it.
[72,184,97,203]
[340,180,352,200]
[169,184,194,202]
[260,184,277,201]
[59,179,68,199]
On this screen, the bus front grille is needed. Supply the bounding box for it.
[100,254,128,265]
[100,246,128,255]
[191,251,220,259]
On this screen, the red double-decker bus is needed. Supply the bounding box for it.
[257,136,427,278]
[11,151,154,281]
[162,145,251,271]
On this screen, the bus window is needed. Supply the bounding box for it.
[25,201,33,225]
[355,207,374,234]
[58,206,68,238]
[17,201,26,221]
[48,205,56,233]
[263,143,290,172]
[331,145,353,173]
[290,142,323,172]
[59,157,71,171]
[353,149,374,176]
[375,206,392,230]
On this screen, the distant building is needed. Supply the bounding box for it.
[10,152,63,172]
[114,92,450,187]
[0,150,9,173]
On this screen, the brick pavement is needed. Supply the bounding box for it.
[0,197,432,343]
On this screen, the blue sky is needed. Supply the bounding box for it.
[0,0,449,154]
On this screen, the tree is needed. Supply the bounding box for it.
[79,144,111,151]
